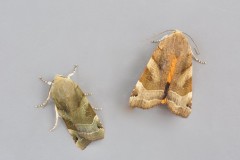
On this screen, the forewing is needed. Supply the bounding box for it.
[166,32,193,117]
[51,77,104,150]
[129,33,184,109]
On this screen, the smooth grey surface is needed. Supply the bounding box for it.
[0,0,240,160]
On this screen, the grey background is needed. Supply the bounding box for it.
[0,0,239,160]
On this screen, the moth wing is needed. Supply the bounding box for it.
[129,42,172,109]
[166,34,193,117]
[52,79,104,150]
[57,101,104,150]
[60,115,92,150]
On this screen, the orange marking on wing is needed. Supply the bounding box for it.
[167,56,177,83]
[161,56,177,104]
[160,99,167,104]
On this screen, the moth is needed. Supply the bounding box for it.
[36,65,104,150]
[129,30,205,118]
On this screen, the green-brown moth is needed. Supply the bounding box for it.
[36,65,104,150]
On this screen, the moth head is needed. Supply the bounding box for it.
[56,74,65,78]
[53,74,66,81]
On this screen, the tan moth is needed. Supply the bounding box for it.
[129,30,205,117]
[36,65,104,150]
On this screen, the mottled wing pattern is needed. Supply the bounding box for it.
[166,33,192,117]
[60,115,92,150]
[129,33,180,109]
[51,77,104,150]
[129,31,193,117]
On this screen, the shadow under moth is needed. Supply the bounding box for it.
[129,30,205,118]
[36,65,104,150]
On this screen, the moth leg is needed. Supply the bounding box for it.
[67,65,78,78]
[151,40,161,43]
[191,53,206,64]
[84,93,93,96]
[36,89,51,108]
[39,77,52,85]
[92,107,102,111]
[49,106,59,132]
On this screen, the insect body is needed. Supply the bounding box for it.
[37,65,104,150]
[129,30,205,117]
